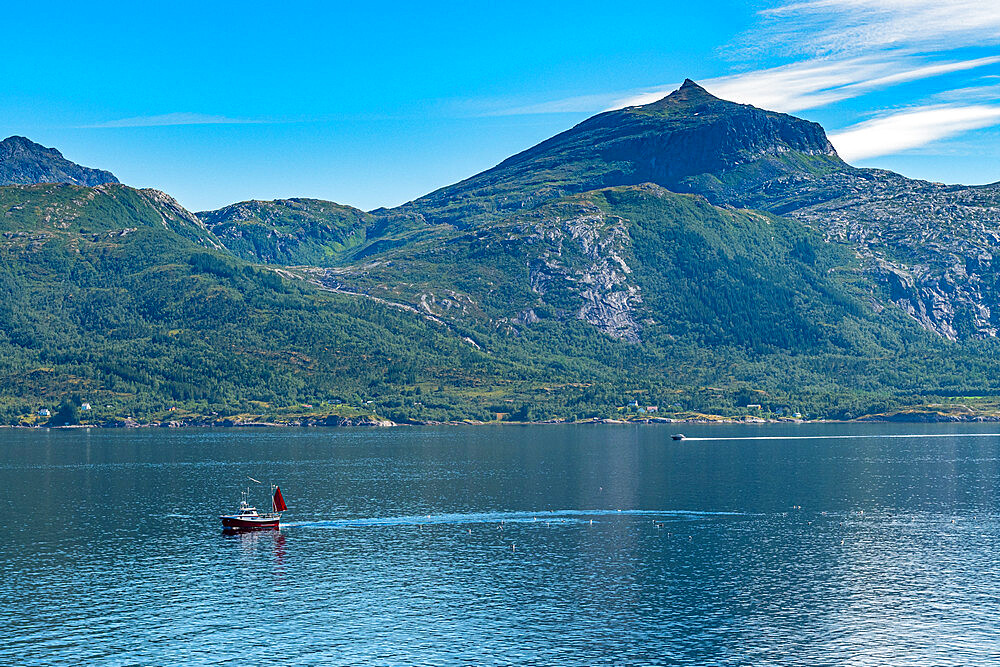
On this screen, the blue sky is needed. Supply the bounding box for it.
[4,0,1000,212]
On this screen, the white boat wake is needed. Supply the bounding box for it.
[679,432,1000,442]
[283,509,747,529]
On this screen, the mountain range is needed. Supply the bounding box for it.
[4,80,1000,426]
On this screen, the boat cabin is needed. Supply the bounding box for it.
[236,501,260,517]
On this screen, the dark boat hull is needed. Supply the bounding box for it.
[220,516,280,531]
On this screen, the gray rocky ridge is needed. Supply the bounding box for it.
[0,136,119,187]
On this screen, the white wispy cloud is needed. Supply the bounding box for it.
[85,112,263,129]
[829,104,1000,161]
[482,54,1000,117]
[607,55,1000,113]
[761,0,1000,56]
[932,83,1000,104]
[490,0,1000,120]
[485,93,625,117]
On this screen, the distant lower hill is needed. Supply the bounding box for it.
[198,198,374,266]
[7,80,1000,425]
[0,136,119,187]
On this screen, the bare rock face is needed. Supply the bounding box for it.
[0,136,118,187]
[520,202,642,341]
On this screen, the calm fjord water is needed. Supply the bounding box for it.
[3,423,1000,666]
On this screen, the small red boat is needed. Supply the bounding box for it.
[221,482,287,531]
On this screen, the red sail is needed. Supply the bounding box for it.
[273,486,287,512]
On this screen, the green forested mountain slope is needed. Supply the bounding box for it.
[7,181,995,424]
[7,81,1000,425]
[0,184,579,425]
[312,185,1000,418]
[200,81,1000,347]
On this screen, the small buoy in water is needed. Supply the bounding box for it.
[468,528,472,535]
[512,544,516,552]
[590,519,593,525]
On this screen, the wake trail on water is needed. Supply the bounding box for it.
[283,509,746,529]
[681,433,1000,442]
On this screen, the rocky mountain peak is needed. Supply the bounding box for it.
[648,78,719,107]
[404,78,846,228]
[0,135,119,187]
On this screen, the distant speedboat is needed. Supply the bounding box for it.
[671,433,686,441]
[221,482,287,531]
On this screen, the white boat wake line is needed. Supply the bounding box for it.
[283,509,748,529]
[680,433,1000,442]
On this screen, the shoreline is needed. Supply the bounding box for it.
[7,412,1000,430]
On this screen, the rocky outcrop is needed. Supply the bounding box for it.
[522,203,642,341]
[0,136,118,187]
[137,187,226,249]
[739,169,1000,339]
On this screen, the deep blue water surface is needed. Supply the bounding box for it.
[3,423,1000,665]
